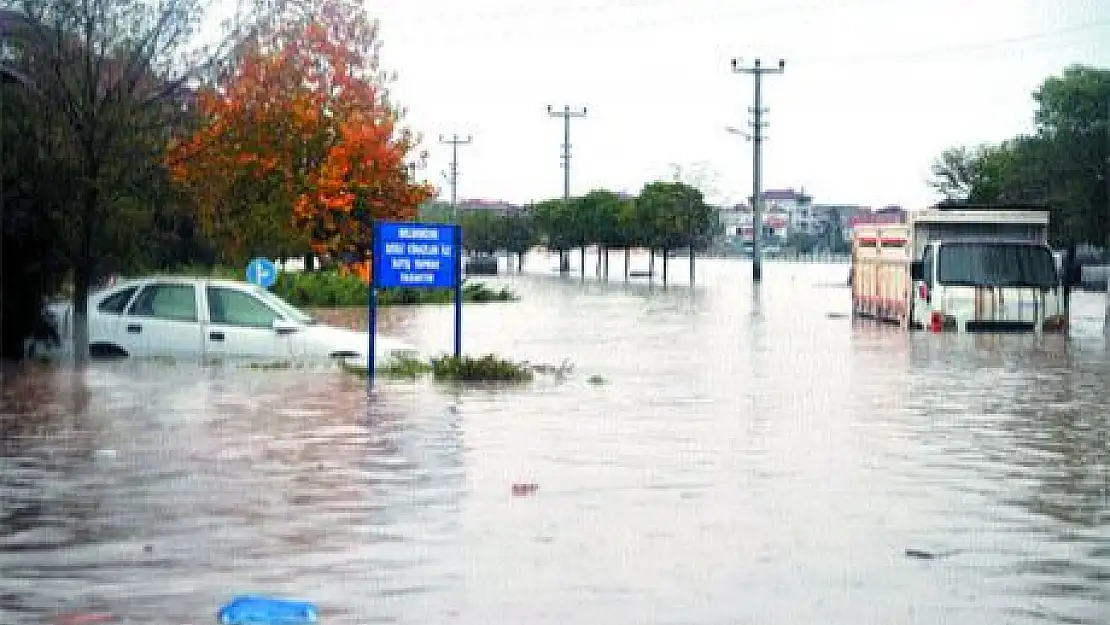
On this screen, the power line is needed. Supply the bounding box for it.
[732,57,785,284]
[382,1,1109,62]
[379,0,892,31]
[792,19,1110,65]
[438,133,472,219]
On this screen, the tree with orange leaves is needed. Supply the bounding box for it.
[166,0,434,265]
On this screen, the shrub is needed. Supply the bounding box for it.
[342,353,539,383]
[429,354,534,382]
[156,264,517,307]
[270,270,517,307]
[379,357,432,379]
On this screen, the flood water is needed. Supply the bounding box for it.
[2,258,1108,625]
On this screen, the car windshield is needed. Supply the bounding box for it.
[249,286,317,325]
[937,242,1058,289]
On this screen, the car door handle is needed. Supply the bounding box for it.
[209,332,225,341]
[126,324,142,334]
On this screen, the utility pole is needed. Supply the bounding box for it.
[547,104,587,275]
[438,133,472,220]
[731,57,785,283]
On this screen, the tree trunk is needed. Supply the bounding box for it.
[689,244,695,286]
[648,249,655,282]
[1062,245,1075,320]
[303,252,316,272]
[517,252,524,272]
[662,249,669,286]
[72,267,91,367]
[73,171,99,368]
[1104,250,1110,337]
[624,248,630,281]
[580,246,585,281]
[1104,271,1109,336]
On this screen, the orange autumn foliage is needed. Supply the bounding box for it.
[165,0,435,263]
[338,259,372,285]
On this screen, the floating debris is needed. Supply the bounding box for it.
[217,595,318,624]
[511,483,539,497]
[904,548,961,560]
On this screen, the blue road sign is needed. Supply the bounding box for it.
[246,257,278,288]
[372,222,460,289]
[368,221,463,392]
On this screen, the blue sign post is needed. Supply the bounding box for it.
[246,257,278,289]
[369,221,463,390]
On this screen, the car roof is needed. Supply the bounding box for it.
[94,276,268,299]
[109,275,259,288]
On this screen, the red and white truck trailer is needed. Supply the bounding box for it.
[851,205,1068,333]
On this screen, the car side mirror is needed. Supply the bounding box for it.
[272,318,299,334]
[910,261,923,281]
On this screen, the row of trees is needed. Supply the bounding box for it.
[420,182,723,277]
[0,0,432,361]
[930,65,1110,255]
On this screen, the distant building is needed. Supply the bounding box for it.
[811,204,869,244]
[760,188,817,236]
[716,203,749,239]
[714,202,788,254]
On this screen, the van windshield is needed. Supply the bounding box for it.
[937,242,1058,289]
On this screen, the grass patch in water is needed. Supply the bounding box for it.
[343,354,565,383]
[430,354,533,382]
[381,357,433,379]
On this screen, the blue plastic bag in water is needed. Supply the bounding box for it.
[217,595,318,624]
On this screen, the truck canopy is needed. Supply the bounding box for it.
[908,209,1049,260]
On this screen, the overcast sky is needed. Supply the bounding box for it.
[365,0,1108,209]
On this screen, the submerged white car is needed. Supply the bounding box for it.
[38,276,420,368]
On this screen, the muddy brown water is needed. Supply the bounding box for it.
[1,259,1108,624]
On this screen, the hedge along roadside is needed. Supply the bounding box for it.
[167,265,517,307]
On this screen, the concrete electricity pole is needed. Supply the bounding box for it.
[547,104,587,275]
[438,133,472,220]
[731,57,785,283]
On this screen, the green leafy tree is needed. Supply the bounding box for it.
[635,181,714,251]
[533,198,580,258]
[458,210,502,255]
[931,65,1110,249]
[1034,65,1110,248]
[418,200,457,223]
[500,211,538,270]
[575,190,624,248]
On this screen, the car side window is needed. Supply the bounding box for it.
[128,284,198,322]
[97,287,138,314]
[207,287,282,328]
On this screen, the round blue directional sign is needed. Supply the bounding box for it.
[246,257,278,288]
